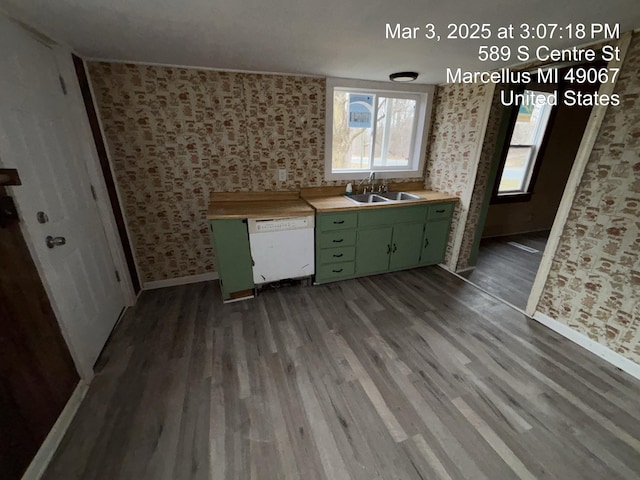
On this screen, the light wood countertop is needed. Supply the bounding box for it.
[300,183,458,213]
[207,185,458,219]
[207,191,314,219]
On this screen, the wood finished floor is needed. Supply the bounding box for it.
[44,266,640,480]
[462,231,549,309]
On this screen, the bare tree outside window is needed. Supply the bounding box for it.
[332,90,417,171]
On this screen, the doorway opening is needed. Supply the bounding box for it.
[461,61,603,310]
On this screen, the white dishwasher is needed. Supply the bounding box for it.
[248,215,315,285]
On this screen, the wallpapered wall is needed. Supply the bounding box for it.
[90,63,326,282]
[537,34,640,364]
[424,82,494,270]
[455,86,504,271]
[90,63,424,283]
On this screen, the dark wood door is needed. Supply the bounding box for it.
[0,187,79,479]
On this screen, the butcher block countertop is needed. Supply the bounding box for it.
[207,191,314,219]
[207,184,458,219]
[300,182,458,213]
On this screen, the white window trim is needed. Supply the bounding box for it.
[324,77,435,181]
[498,91,554,195]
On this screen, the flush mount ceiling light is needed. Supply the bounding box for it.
[389,71,419,82]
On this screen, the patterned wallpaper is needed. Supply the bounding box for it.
[89,63,326,282]
[537,34,640,364]
[455,85,505,271]
[90,63,424,283]
[424,82,493,270]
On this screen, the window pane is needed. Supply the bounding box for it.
[373,97,416,167]
[498,146,533,192]
[497,89,553,195]
[510,90,552,145]
[332,90,372,170]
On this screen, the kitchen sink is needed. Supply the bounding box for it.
[344,193,389,204]
[343,191,422,204]
[378,191,421,201]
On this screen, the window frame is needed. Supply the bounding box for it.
[325,78,435,181]
[492,88,556,204]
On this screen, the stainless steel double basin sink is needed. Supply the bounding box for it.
[344,191,422,205]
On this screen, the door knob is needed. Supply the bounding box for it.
[46,236,66,248]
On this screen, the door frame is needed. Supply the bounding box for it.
[458,33,632,317]
[51,46,138,308]
[1,15,137,379]
[72,54,141,295]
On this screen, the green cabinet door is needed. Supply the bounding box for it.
[209,219,254,300]
[355,226,393,276]
[389,222,425,270]
[420,220,450,265]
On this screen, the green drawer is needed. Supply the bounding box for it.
[427,202,454,220]
[319,246,356,264]
[317,262,355,281]
[317,212,358,231]
[317,229,357,248]
[358,205,428,227]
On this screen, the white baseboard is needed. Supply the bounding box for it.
[143,271,219,290]
[436,263,452,272]
[533,311,640,381]
[455,265,476,274]
[437,262,476,275]
[21,381,88,480]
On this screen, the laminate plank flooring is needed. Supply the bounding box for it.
[43,266,640,480]
[461,231,549,309]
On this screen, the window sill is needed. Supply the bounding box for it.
[491,192,533,204]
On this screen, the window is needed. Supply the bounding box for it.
[325,79,434,180]
[497,90,554,196]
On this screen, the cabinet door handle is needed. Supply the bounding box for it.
[333,253,343,258]
[424,236,430,247]
[332,268,343,273]
[435,209,445,213]
[392,243,397,253]
[333,220,345,224]
[333,238,344,243]
[387,244,391,254]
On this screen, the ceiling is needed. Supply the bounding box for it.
[2,0,639,84]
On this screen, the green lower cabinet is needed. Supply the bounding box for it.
[355,226,393,276]
[389,222,425,270]
[315,211,359,284]
[420,220,450,265]
[319,246,356,264]
[315,202,455,284]
[208,219,254,301]
[317,262,356,281]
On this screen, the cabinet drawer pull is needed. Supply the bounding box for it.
[435,209,445,213]
[333,238,344,243]
[333,253,343,258]
[333,220,345,224]
[332,268,343,273]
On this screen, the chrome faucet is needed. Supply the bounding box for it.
[358,171,376,194]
